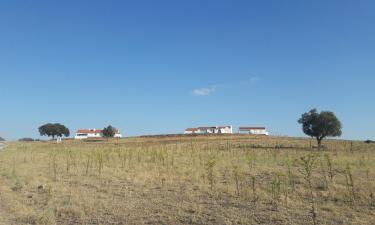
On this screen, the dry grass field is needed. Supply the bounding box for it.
[0,135,374,225]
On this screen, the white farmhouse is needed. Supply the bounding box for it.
[185,126,233,134]
[239,127,269,135]
[74,128,122,139]
[184,128,199,134]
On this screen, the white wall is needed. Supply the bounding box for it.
[114,133,122,138]
[219,126,232,134]
[74,134,88,139]
[240,129,268,135]
[74,133,102,139]
[195,126,232,134]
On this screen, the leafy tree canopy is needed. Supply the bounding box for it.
[38,123,70,139]
[102,125,116,138]
[298,108,342,148]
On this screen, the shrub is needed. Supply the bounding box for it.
[102,125,117,138]
[19,138,35,142]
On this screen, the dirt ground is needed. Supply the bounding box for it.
[0,135,374,224]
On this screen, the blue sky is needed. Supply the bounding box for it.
[0,0,374,140]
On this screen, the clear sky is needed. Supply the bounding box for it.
[1,0,374,140]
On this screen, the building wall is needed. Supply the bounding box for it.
[219,126,232,134]
[74,134,88,139]
[197,129,207,134]
[75,132,122,139]
[74,133,102,139]
[195,126,232,134]
[239,129,269,135]
[114,133,122,138]
[197,128,214,134]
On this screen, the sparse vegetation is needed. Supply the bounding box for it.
[19,138,36,142]
[0,135,374,224]
[300,153,318,225]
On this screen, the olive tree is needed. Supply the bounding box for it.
[102,125,116,138]
[298,108,342,149]
[38,123,70,139]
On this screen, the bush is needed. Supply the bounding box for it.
[19,138,35,142]
[0,137,5,141]
[365,140,374,144]
[102,125,116,138]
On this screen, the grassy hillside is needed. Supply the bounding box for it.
[0,135,374,224]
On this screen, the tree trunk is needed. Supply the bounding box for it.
[317,137,322,150]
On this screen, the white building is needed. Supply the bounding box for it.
[184,126,233,134]
[74,128,122,139]
[239,127,269,135]
[184,128,199,134]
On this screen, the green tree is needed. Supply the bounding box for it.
[298,108,342,149]
[102,125,116,138]
[38,123,70,139]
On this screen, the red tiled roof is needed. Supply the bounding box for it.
[218,126,231,129]
[185,128,198,131]
[198,126,231,129]
[76,129,103,134]
[239,127,266,130]
[198,127,216,129]
[76,129,121,134]
[186,126,231,131]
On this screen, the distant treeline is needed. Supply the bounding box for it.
[19,138,41,142]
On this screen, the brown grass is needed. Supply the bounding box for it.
[0,135,374,224]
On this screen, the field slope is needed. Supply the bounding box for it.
[0,135,374,224]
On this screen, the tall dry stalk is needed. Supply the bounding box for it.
[85,153,91,175]
[270,174,281,210]
[300,153,318,225]
[206,158,216,192]
[324,154,334,181]
[97,152,104,176]
[286,160,296,192]
[233,165,241,197]
[345,164,355,206]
